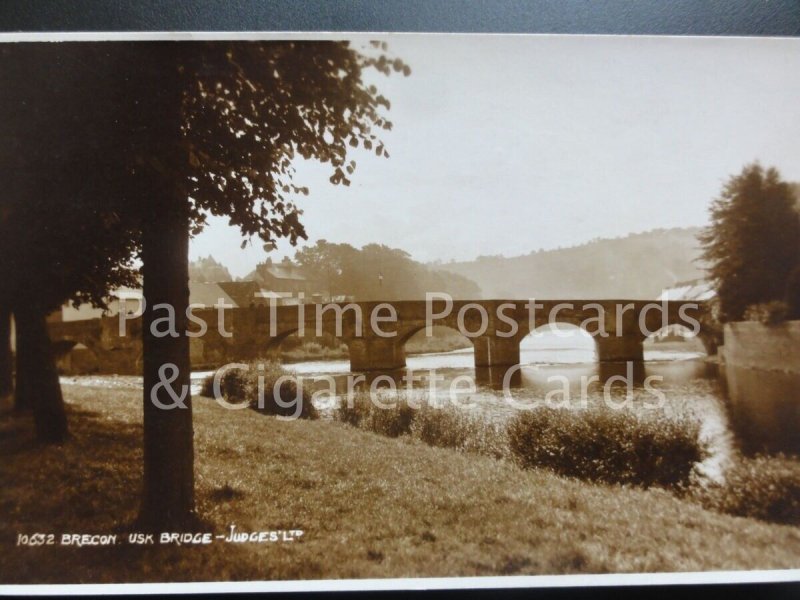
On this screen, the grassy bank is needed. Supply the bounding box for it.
[1,386,800,584]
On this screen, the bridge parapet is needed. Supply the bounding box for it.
[47,299,709,374]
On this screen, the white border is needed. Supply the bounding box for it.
[1,569,800,595]
[0,30,798,594]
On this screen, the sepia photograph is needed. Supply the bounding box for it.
[0,31,799,592]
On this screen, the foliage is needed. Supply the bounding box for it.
[201,361,317,420]
[334,392,507,455]
[294,240,481,301]
[699,163,800,322]
[411,405,508,459]
[506,406,708,489]
[0,44,141,315]
[693,455,800,525]
[170,42,408,244]
[743,300,790,326]
[1,40,411,303]
[334,391,416,437]
[785,263,800,320]
[1,41,407,503]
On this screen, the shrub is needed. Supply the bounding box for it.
[743,300,790,326]
[200,360,317,420]
[693,454,800,525]
[507,406,708,489]
[303,341,323,355]
[335,392,509,457]
[785,264,800,319]
[411,405,508,459]
[334,392,416,437]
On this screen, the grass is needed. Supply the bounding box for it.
[1,386,800,584]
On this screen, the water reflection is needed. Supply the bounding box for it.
[721,364,800,455]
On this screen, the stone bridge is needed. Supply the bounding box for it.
[48,299,711,375]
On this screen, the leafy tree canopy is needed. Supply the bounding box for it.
[294,240,481,300]
[699,163,800,322]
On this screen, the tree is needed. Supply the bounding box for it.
[0,305,11,398]
[3,40,407,525]
[699,163,800,322]
[295,240,482,300]
[0,44,140,440]
[294,240,361,299]
[116,41,407,529]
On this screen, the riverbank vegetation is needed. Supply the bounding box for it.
[2,385,800,583]
[335,392,507,458]
[691,454,800,526]
[507,407,706,489]
[333,393,706,490]
[199,360,317,420]
[329,389,800,525]
[201,361,800,526]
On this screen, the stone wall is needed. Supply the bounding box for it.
[722,320,800,373]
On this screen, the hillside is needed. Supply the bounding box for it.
[439,227,706,300]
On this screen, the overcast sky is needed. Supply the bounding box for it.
[189,34,800,278]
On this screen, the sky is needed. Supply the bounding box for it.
[188,34,800,278]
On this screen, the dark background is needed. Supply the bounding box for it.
[0,0,797,598]
[0,0,798,35]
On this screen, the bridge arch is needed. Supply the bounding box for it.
[397,324,475,369]
[643,323,711,359]
[519,322,597,365]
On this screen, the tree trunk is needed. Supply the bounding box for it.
[0,304,12,398]
[13,315,29,412]
[14,306,68,442]
[137,200,196,529]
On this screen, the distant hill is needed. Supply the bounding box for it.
[438,227,707,300]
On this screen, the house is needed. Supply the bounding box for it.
[217,280,284,308]
[57,282,235,321]
[654,278,715,340]
[60,286,144,322]
[244,257,323,300]
[187,282,237,309]
[657,278,716,302]
[53,256,325,323]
